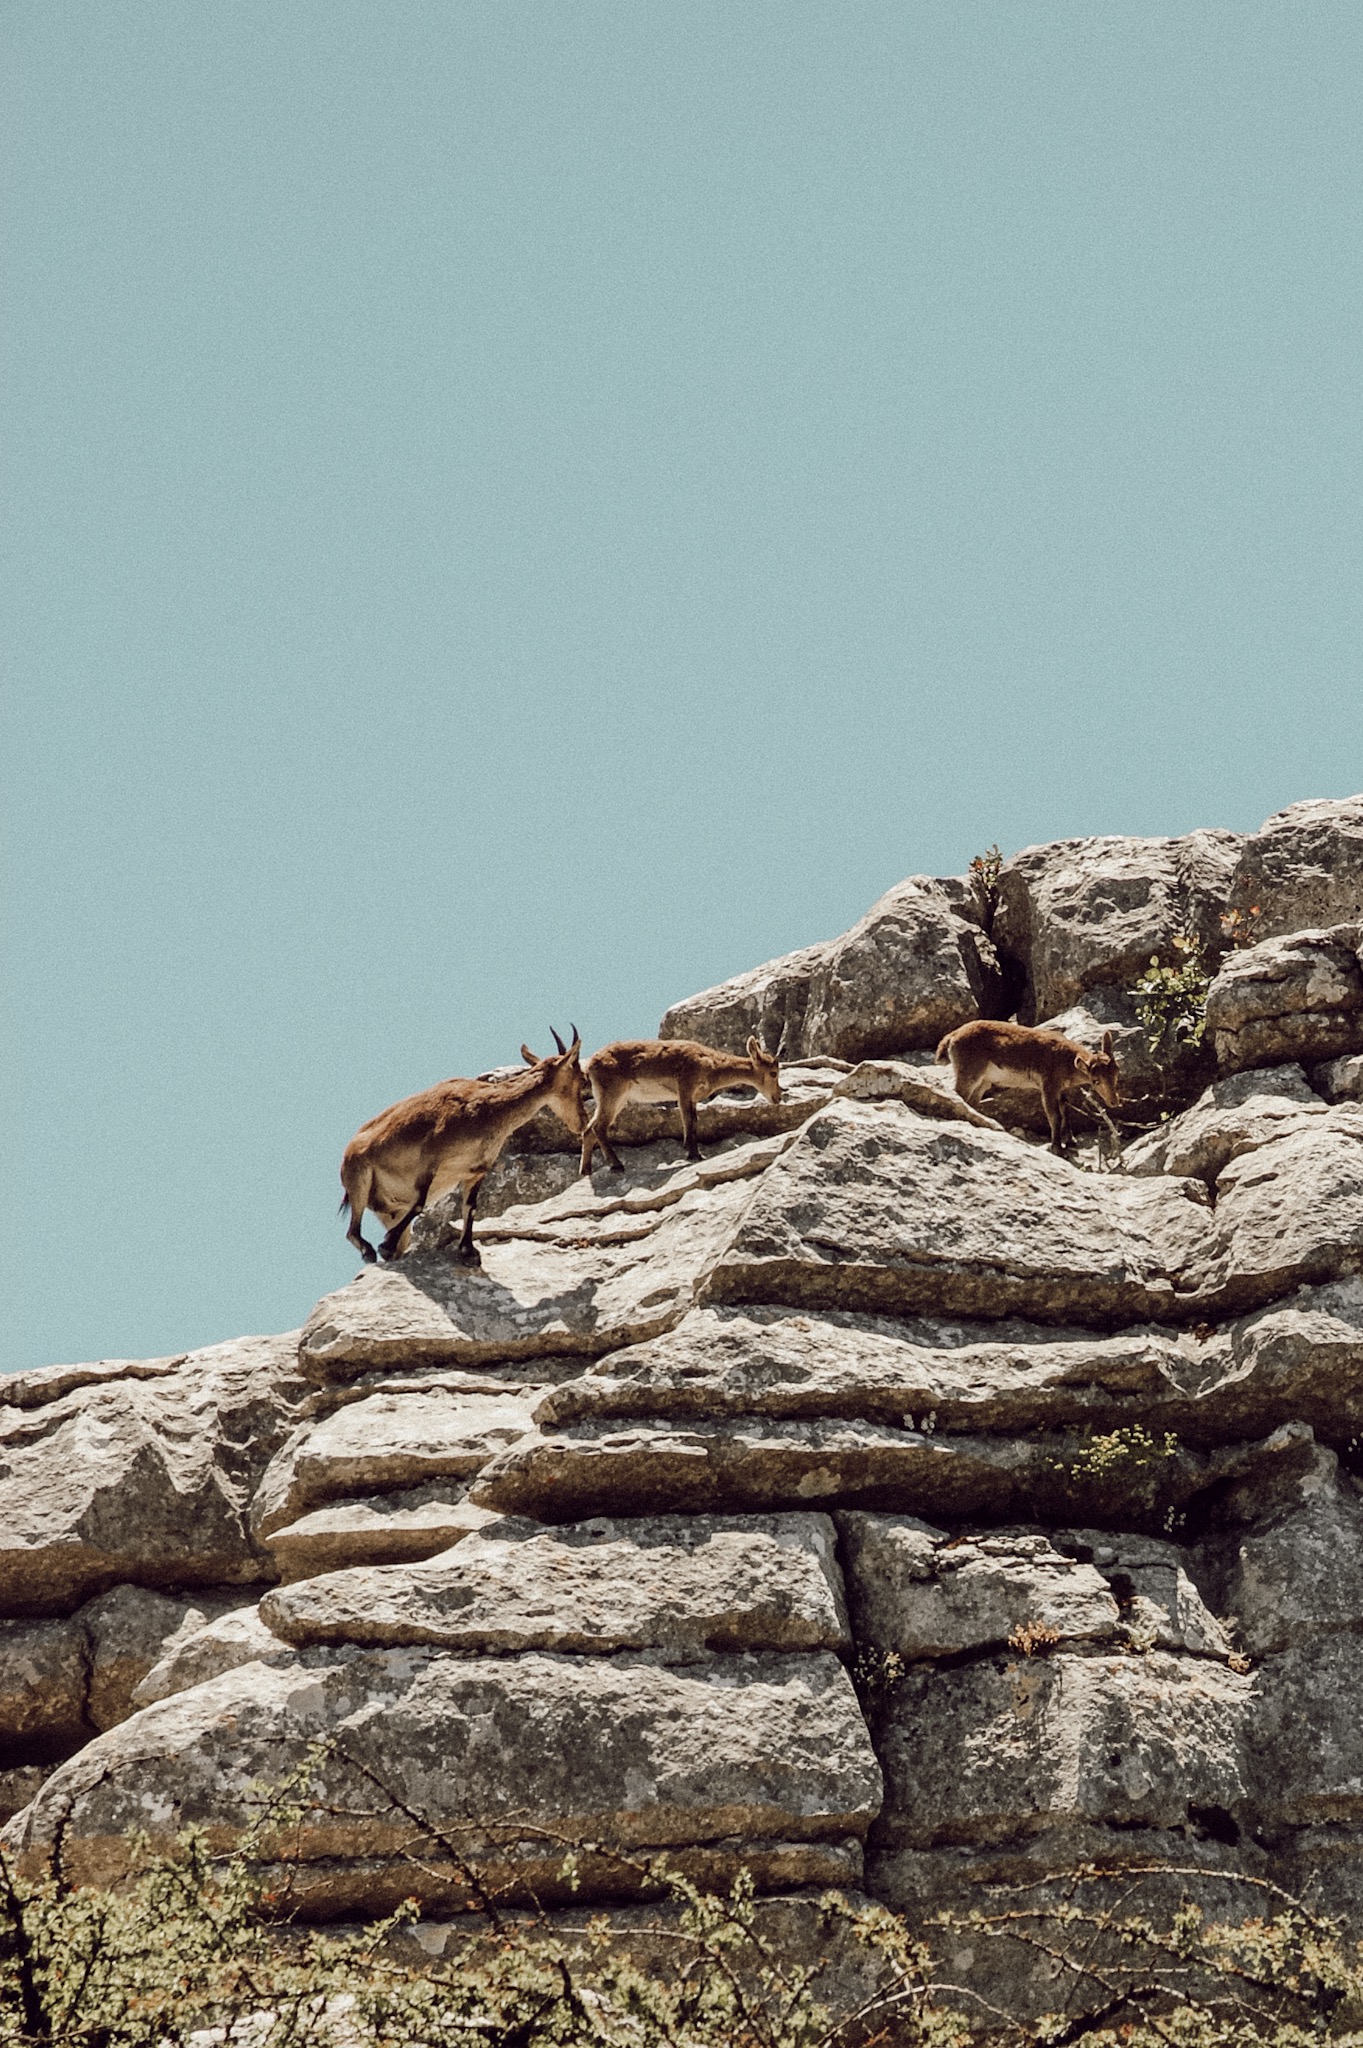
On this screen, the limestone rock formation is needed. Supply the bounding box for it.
[659,876,999,1060]
[13,794,1363,2035]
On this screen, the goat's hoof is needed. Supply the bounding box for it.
[355,1243,377,1265]
[455,1244,482,1267]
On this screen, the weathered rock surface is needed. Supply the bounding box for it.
[871,1649,1252,1849]
[251,1386,541,1537]
[1206,927,1363,1073]
[9,1646,881,1911]
[1226,795,1363,939]
[80,1584,254,1731]
[131,1604,296,1705]
[471,1409,1266,1531]
[704,1100,1212,1326]
[266,1487,501,1582]
[0,1333,303,1615]
[1198,1440,1363,1655]
[1055,1530,1233,1658]
[993,830,1242,1023]
[660,878,998,1061]
[0,1586,256,1762]
[18,794,1363,2019]
[837,1517,1120,1658]
[0,1617,89,1759]
[1123,1063,1324,1179]
[1248,1631,1363,1825]
[1315,1051,1363,1103]
[302,1139,781,1380]
[261,1512,848,1656]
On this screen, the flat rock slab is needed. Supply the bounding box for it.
[538,1297,1363,1448]
[704,1100,1211,1327]
[471,1411,1249,1532]
[873,1649,1252,1850]
[266,1488,501,1582]
[260,1511,849,1656]
[131,1605,296,1706]
[837,1516,1119,1659]
[0,1334,304,1615]
[6,1646,882,1912]
[251,1387,541,1537]
[302,1140,780,1381]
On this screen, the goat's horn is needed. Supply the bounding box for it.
[569,1023,580,1052]
[551,1027,567,1054]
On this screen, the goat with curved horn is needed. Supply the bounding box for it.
[340,1035,588,1267]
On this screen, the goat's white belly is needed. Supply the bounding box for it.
[979,1060,1041,1094]
[622,1078,680,1105]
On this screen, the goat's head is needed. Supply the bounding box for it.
[1082,1030,1121,1109]
[745,1035,783,1106]
[521,1025,588,1135]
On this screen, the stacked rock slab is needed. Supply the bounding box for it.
[11,796,1363,2034]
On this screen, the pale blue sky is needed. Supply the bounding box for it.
[5,2,1363,1369]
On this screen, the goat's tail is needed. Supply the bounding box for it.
[935,1032,955,1064]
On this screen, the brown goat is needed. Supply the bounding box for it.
[579,1035,782,1176]
[935,1018,1120,1154]
[340,1029,587,1265]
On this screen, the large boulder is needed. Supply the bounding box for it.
[870,1649,1252,1851]
[1197,1439,1363,1656]
[992,831,1241,1023]
[660,878,999,1062]
[837,1516,1120,1658]
[260,1511,849,1657]
[1123,1064,1325,1180]
[1205,927,1363,1073]
[0,1333,303,1615]
[1227,795,1363,939]
[7,1646,882,1913]
[703,1099,1212,1326]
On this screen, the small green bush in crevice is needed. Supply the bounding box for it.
[1129,931,1212,1057]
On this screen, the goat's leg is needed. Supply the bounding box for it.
[456,1174,487,1263]
[1042,1080,1069,1154]
[379,1174,433,1263]
[341,1163,378,1264]
[580,1089,625,1175]
[678,1087,702,1161]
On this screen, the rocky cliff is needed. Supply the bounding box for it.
[8,794,1363,2029]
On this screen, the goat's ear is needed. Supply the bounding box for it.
[521,1043,539,1065]
[1101,1030,1114,1057]
[746,1035,768,1062]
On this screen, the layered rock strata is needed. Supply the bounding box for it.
[11,796,1363,2031]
